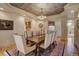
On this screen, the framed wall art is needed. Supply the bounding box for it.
[0,20,13,30]
[25,21,31,31]
[48,21,55,26]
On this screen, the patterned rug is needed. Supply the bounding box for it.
[50,41,65,56]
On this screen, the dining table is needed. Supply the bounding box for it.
[27,34,45,55]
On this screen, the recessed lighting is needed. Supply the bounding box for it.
[0,8,4,10]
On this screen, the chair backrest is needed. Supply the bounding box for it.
[51,31,56,44]
[48,25,56,44]
[24,31,28,39]
[44,33,52,49]
[27,31,33,38]
[33,31,37,36]
[13,34,26,54]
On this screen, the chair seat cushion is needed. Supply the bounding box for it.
[40,43,45,49]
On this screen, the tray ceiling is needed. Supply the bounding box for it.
[10,3,67,16]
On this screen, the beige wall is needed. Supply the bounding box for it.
[0,11,25,48]
[61,18,67,40]
[55,20,62,37]
[0,11,14,48]
[31,20,47,32]
[14,16,25,35]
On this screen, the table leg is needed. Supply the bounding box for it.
[35,44,38,56]
[35,43,40,56]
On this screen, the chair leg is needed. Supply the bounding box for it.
[6,50,11,56]
[35,49,37,56]
[40,49,46,56]
[34,44,37,56]
[39,48,41,56]
[17,50,19,56]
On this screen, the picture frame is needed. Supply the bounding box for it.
[48,21,55,26]
[0,20,13,30]
[25,21,31,30]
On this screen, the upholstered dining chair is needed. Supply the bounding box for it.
[50,31,56,45]
[40,33,52,48]
[13,34,36,56]
[3,51,10,56]
[27,31,33,38]
[39,33,53,55]
[33,31,37,36]
[3,48,17,56]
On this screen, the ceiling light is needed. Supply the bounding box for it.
[37,8,46,21]
[37,15,46,20]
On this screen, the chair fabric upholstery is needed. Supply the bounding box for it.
[51,31,56,44]
[40,33,52,49]
[13,34,36,55]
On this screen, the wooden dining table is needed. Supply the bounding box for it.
[27,34,45,55]
[28,35,45,43]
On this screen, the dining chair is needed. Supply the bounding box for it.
[13,34,36,56]
[27,31,33,38]
[3,48,17,56]
[50,31,56,45]
[48,26,57,50]
[39,33,53,55]
[33,31,37,36]
[3,51,11,56]
[40,33,52,48]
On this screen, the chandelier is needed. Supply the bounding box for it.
[37,8,46,20]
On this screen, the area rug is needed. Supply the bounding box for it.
[50,41,65,56]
